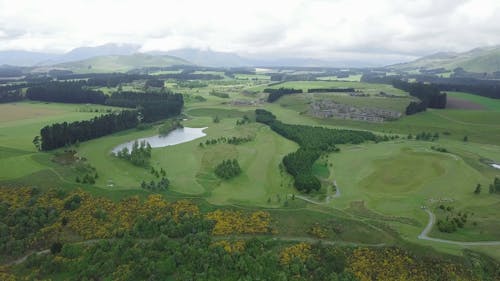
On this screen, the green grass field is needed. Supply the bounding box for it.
[255,80,408,96]
[2,79,500,261]
[447,91,500,111]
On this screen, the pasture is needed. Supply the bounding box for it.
[446,91,500,111]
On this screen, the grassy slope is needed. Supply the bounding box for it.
[392,47,500,73]
[0,102,118,181]
[447,91,500,111]
[56,54,190,73]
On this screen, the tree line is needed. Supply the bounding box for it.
[362,72,500,100]
[307,88,355,93]
[38,110,138,150]
[0,89,23,103]
[264,87,303,102]
[391,80,447,115]
[105,91,184,122]
[256,109,377,193]
[26,81,107,104]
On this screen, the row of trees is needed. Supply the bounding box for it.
[256,109,377,193]
[307,88,355,93]
[24,82,184,124]
[105,91,184,122]
[264,87,303,102]
[408,131,440,141]
[38,110,138,150]
[361,73,500,99]
[26,81,107,104]
[0,89,23,103]
[141,177,170,191]
[200,136,253,147]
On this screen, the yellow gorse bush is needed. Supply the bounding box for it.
[279,242,311,265]
[205,210,272,235]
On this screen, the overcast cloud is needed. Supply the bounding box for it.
[1,0,499,62]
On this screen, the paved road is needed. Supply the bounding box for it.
[418,209,500,246]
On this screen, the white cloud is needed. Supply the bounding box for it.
[1,0,499,63]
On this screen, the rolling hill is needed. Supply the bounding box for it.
[50,53,191,73]
[390,46,500,73]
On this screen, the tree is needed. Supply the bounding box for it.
[474,184,481,194]
[32,136,41,151]
[463,135,468,142]
[50,242,63,254]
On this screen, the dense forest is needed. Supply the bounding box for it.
[105,91,184,122]
[23,82,183,122]
[1,187,497,281]
[39,110,138,150]
[264,87,303,102]
[26,81,107,104]
[256,109,377,192]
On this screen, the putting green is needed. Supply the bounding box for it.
[360,149,446,193]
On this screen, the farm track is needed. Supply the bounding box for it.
[418,209,500,246]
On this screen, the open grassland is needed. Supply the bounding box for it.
[254,80,408,96]
[446,91,500,111]
[0,102,119,181]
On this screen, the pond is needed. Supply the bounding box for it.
[112,127,207,154]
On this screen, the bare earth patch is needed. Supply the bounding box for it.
[446,97,485,110]
[0,103,64,123]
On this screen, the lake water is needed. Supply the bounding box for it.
[492,164,500,169]
[112,127,207,154]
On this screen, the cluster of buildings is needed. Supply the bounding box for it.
[310,100,402,123]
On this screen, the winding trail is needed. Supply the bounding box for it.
[289,180,340,205]
[4,235,384,267]
[418,209,500,246]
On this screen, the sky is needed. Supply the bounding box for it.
[1,0,500,63]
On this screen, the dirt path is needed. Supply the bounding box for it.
[289,180,340,205]
[5,234,383,267]
[418,209,500,246]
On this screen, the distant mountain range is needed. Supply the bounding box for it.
[2,43,500,72]
[0,43,392,71]
[389,46,500,73]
